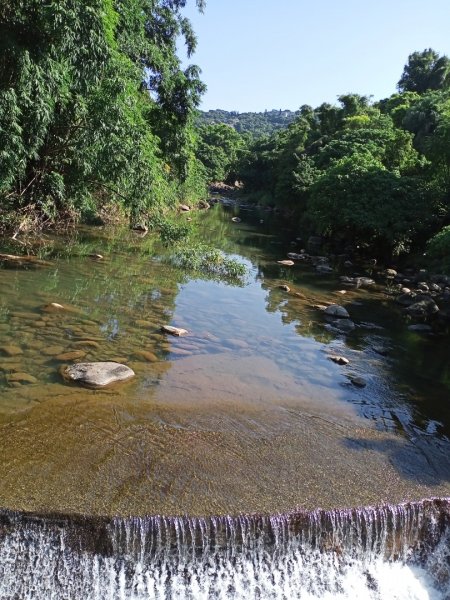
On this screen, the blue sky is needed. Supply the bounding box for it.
[180,0,450,112]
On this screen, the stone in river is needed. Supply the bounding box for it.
[329,355,350,366]
[0,345,23,357]
[277,260,294,266]
[278,284,291,292]
[55,350,87,361]
[161,325,188,336]
[179,204,191,212]
[62,362,135,388]
[324,304,350,319]
[134,350,159,362]
[6,372,38,385]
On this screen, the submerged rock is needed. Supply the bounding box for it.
[6,372,37,385]
[0,345,23,357]
[161,325,188,336]
[55,350,87,361]
[134,350,159,362]
[333,318,356,333]
[62,362,135,388]
[348,375,367,388]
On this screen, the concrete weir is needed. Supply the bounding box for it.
[0,498,449,599]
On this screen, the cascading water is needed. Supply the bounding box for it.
[0,499,449,600]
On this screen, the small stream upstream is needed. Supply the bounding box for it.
[0,204,449,598]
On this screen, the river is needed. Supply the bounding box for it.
[0,203,449,598]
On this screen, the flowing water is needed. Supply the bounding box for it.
[0,204,449,598]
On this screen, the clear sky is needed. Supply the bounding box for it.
[180,0,450,112]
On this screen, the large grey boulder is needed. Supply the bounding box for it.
[62,362,135,388]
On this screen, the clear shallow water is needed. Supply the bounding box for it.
[0,204,449,598]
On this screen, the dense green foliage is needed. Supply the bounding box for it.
[195,123,246,182]
[196,109,300,137]
[236,50,450,261]
[0,0,208,230]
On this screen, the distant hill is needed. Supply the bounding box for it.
[196,109,300,137]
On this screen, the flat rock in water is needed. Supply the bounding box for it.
[161,325,188,336]
[179,204,190,212]
[278,284,291,292]
[62,362,135,388]
[324,304,350,319]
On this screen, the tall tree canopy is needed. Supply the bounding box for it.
[0,0,207,228]
[398,49,450,94]
[236,51,450,259]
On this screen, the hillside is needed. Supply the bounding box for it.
[196,108,300,137]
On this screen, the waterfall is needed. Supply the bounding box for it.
[0,499,449,599]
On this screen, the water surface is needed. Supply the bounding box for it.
[0,205,449,517]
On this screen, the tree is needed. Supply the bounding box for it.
[196,123,246,182]
[0,0,207,229]
[398,49,450,94]
[307,155,433,257]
